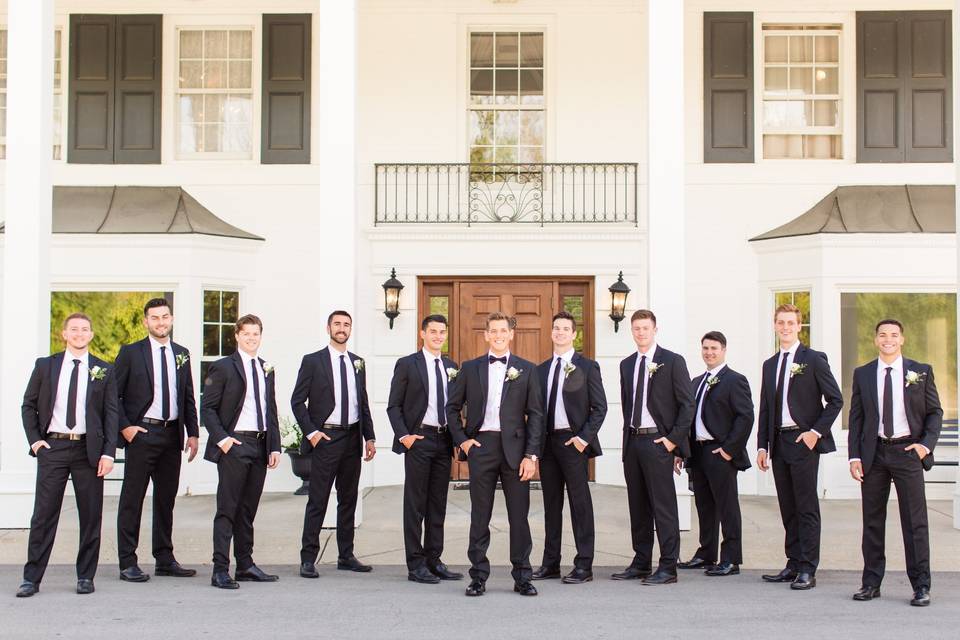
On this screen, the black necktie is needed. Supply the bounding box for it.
[774,352,788,427]
[489,355,507,365]
[631,355,646,427]
[695,374,710,411]
[882,366,894,438]
[251,358,265,432]
[66,359,81,429]
[160,346,171,421]
[434,358,447,427]
[546,357,562,431]
[340,355,350,427]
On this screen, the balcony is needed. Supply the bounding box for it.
[374,163,638,226]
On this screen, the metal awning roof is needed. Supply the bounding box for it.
[750,185,955,241]
[0,186,263,240]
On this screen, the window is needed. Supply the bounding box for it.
[50,291,170,360]
[201,290,240,392]
[762,25,841,159]
[469,32,544,166]
[428,294,451,354]
[177,28,254,157]
[774,290,811,347]
[0,29,62,160]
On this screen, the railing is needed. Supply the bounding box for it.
[374,163,638,226]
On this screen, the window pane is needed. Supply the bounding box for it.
[50,291,165,362]
[179,124,201,154]
[793,290,811,315]
[495,69,518,104]
[765,36,787,63]
[562,296,585,352]
[763,134,802,159]
[221,327,237,355]
[812,100,838,126]
[180,30,202,59]
[494,147,517,163]
[205,30,229,58]
[765,67,788,93]
[204,94,224,123]
[763,101,808,128]
[471,33,493,67]
[203,324,219,356]
[204,290,220,322]
[519,111,544,146]
[469,110,494,146]
[789,35,813,63]
[520,33,543,67]
[428,296,450,352]
[224,95,252,124]
[222,291,239,322]
[204,60,227,89]
[470,69,494,105]
[229,30,252,59]
[518,146,543,163]
[495,110,519,145]
[228,60,251,89]
[495,33,518,67]
[204,124,222,152]
[179,95,204,123]
[814,67,838,95]
[788,67,812,96]
[815,35,838,63]
[470,146,493,164]
[179,61,202,89]
[519,69,543,104]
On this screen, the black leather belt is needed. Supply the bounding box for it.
[323,422,359,431]
[142,418,177,428]
[552,428,574,434]
[235,431,266,440]
[48,432,85,441]
[879,436,916,446]
[629,426,659,436]
[776,425,801,432]
[418,424,448,434]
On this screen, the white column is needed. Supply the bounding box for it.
[953,1,960,529]
[646,0,686,349]
[0,0,55,527]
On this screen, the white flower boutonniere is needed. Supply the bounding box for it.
[175,353,189,370]
[647,362,663,376]
[789,363,807,378]
[563,362,577,378]
[505,366,521,382]
[446,367,460,382]
[905,370,927,387]
[262,362,275,377]
[706,375,720,390]
[353,358,364,373]
[89,365,107,382]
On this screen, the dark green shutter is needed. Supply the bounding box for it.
[703,12,754,163]
[69,15,115,163]
[261,14,311,164]
[114,15,161,163]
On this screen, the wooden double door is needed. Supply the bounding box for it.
[417,277,595,480]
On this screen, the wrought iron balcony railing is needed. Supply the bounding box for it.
[374,163,638,226]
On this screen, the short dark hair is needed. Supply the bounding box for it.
[143,297,172,316]
[235,314,263,333]
[630,309,657,326]
[327,310,353,326]
[421,314,448,331]
[62,312,93,330]
[552,310,577,331]
[701,331,727,348]
[875,318,904,333]
[486,311,513,329]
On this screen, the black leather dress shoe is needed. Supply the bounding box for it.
[155,561,196,578]
[514,581,538,596]
[641,569,678,585]
[532,566,561,580]
[678,556,709,570]
[705,562,740,577]
[16,581,39,598]
[337,556,372,573]
[853,585,881,601]
[76,579,95,595]
[562,568,593,584]
[910,586,931,607]
[211,572,239,590]
[408,566,440,584]
[465,580,485,596]
[427,562,463,581]
[235,565,279,582]
[790,572,816,590]
[120,566,150,583]
[611,566,651,580]
[761,568,798,583]
[299,562,319,579]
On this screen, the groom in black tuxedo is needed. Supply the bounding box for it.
[17,313,119,598]
[532,311,606,584]
[848,319,941,607]
[757,303,842,590]
[446,311,544,597]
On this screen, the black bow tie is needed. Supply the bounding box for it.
[488,355,507,365]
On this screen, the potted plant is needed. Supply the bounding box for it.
[280,417,310,495]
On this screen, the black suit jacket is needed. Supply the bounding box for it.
[445,353,544,469]
[386,351,459,454]
[757,343,843,456]
[200,352,280,463]
[113,338,199,449]
[291,347,376,454]
[687,366,754,471]
[21,352,119,467]
[619,346,695,460]
[848,358,942,474]
[537,352,607,458]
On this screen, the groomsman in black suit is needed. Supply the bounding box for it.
[613,309,694,585]
[757,303,842,590]
[677,331,753,576]
[387,314,463,584]
[294,310,377,578]
[114,298,199,582]
[446,311,544,597]
[848,319,941,607]
[532,311,607,584]
[17,313,119,598]
[201,314,282,589]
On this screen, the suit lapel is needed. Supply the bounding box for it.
[141,339,155,395]
[86,355,102,405]
[501,354,518,403]
[622,352,637,414]
[863,360,880,416]
[787,344,807,403]
[414,352,430,395]
[318,348,335,402]
[230,352,246,397]
[478,355,490,409]
[48,352,65,414]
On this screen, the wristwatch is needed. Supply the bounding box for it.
[524,454,538,462]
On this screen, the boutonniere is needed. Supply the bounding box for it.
[89,365,107,382]
[175,353,189,370]
[647,362,663,376]
[905,370,927,387]
[262,362,275,376]
[505,366,522,382]
[789,363,806,378]
[563,362,577,378]
[353,358,364,373]
[446,367,460,382]
[706,375,720,390]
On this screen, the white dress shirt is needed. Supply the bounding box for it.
[631,343,657,428]
[777,340,801,428]
[548,349,589,447]
[876,357,911,439]
[481,351,509,432]
[422,348,447,427]
[144,336,179,421]
[329,347,360,425]
[234,351,267,432]
[49,351,90,435]
[695,363,726,441]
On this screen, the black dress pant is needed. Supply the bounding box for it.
[771,430,821,574]
[23,438,103,583]
[539,431,594,571]
[212,433,267,574]
[466,431,533,584]
[690,441,742,564]
[301,426,362,564]
[861,440,930,590]
[402,429,453,571]
[117,423,182,569]
[623,432,680,573]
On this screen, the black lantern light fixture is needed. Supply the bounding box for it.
[382,268,404,329]
[608,271,631,332]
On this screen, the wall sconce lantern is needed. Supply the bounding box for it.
[608,271,631,332]
[382,268,404,329]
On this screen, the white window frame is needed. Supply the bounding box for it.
[200,288,242,390]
